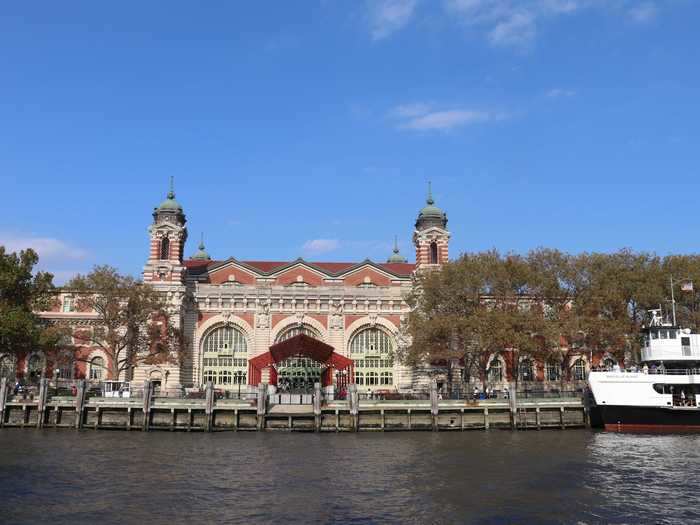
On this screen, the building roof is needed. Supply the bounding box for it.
[183,258,415,278]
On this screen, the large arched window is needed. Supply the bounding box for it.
[160,237,170,260]
[488,359,503,383]
[0,355,15,381]
[572,358,587,381]
[55,351,74,379]
[349,327,394,390]
[89,356,104,380]
[201,325,248,389]
[275,324,321,343]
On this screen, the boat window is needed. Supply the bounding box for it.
[653,384,664,394]
[669,330,677,339]
[660,330,668,339]
[682,336,690,346]
[651,331,658,339]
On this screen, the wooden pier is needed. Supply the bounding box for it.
[0,378,589,433]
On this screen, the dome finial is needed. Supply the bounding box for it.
[387,235,407,263]
[427,181,434,205]
[168,176,175,199]
[192,231,210,260]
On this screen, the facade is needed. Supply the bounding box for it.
[18,184,450,393]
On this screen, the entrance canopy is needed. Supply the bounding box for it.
[248,333,354,389]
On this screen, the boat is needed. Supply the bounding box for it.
[588,308,700,431]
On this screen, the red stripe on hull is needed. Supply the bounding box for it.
[604,423,700,432]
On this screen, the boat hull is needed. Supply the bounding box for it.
[599,404,700,431]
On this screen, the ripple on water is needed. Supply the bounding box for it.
[1,429,700,524]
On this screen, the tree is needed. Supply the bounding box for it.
[0,246,62,374]
[65,266,187,380]
[406,250,563,392]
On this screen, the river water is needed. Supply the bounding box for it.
[1,429,699,524]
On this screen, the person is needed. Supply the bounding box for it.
[642,364,649,375]
[681,390,686,406]
[473,386,479,401]
[485,387,491,399]
[503,386,510,399]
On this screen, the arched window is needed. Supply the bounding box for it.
[202,325,248,390]
[518,358,535,382]
[160,237,170,260]
[56,352,74,379]
[545,360,561,381]
[276,324,321,343]
[0,355,15,381]
[89,356,104,380]
[27,354,44,383]
[430,242,438,264]
[488,359,503,382]
[349,327,394,391]
[572,358,587,381]
[349,327,393,355]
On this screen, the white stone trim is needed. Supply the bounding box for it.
[270,315,328,344]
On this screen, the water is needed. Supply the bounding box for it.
[1,429,699,524]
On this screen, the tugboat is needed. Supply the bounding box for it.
[589,309,700,431]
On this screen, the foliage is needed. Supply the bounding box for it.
[0,246,61,362]
[65,265,187,379]
[406,248,690,387]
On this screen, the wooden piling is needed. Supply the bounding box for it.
[74,380,86,429]
[142,380,152,431]
[430,381,439,431]
[313,382,321,432]
[205,381,215,432]
[0,377,7,428]
[256,383,266,431]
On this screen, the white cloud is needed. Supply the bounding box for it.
[390,103,503,131]
[488,11,536,47]
[368,0,419,40]
[0,235,88,261]
[302,239,340,255]
[628,2,657,24]
[546,88,576,97]
[402,109,492,130]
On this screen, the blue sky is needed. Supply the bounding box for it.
[1,1,699,283]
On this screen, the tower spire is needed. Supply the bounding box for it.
[168,176,175,199]
[393,235,400,254]
[199,232,205,250]
[426,181,434,205]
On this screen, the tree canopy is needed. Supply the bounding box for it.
[0,246,61,360]
[406,249,698,387]
[66,265,187,380]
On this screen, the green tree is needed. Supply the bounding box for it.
[0,247,61,374]
[66,266,187,380]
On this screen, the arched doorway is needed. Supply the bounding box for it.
[249,333,354,395]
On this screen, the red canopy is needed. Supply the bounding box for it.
[248,333,354,387]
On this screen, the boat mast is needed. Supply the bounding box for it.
[670,275,677,326]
